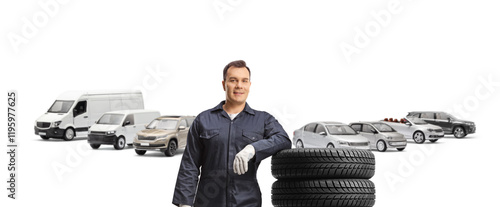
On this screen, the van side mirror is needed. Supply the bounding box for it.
[178,126,186,131]
[123,120,131,126]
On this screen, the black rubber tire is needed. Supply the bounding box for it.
[272,179,375,207]
[429,139,438,143]
[40,136,49,140]
[63,128,75,141]
[453,126,466,138]
[114,137,126,150]
[272,148,375,179]
[164,140,177,156]
[90,144,100,149]
[135,149,146,155]
[397,147,405,151]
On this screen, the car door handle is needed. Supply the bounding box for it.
[83,116,88,118]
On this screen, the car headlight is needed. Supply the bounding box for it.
[338,141,348,145]
[427,128,435,132]
[106,131,116,135]
[386,136,393,140]
[53,121,62,127]
[466,122,474,125]
[156,135,169,141]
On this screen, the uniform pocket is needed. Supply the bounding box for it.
[242,130,263,143]
[200,129,219,139]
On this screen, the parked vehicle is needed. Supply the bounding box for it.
[383,117,444,144]
[88,110,160,150]
[133,115,195,156]
[349,122,407,152]
[293,121,369,150]
[34,90,144,141]
[407,111,476,138]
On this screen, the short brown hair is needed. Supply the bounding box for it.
[223,60,251,80]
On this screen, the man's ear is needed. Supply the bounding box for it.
[222,80,226,91]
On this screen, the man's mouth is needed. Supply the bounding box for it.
[233,92,244,95]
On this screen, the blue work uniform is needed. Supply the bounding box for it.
[172,101,291,207]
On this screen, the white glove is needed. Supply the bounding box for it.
[179,205,191,207]
[233,145,255,175]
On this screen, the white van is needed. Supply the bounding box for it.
[34,90,144,141]
[88,110,161,150]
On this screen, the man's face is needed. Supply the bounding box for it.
[222,66,251,105]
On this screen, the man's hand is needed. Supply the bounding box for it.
[233,145,255,175]
[179,205,191,207]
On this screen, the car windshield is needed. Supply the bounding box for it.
[325,125,357,135]
[147,119,178,130]
[47,100,74,113]
[97,114,124,125]
[408,117,427,125]
[443,112,458,120]
[372,123,396,132]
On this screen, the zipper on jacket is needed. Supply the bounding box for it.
[226,119,233,207]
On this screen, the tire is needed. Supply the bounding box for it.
[296,140,304,148]
[271,148,375,179]
[90,144,100,149]
[429,139,438,143]
[376,140,387,152]
[114,137,126,150]
[412,131,425,144]
[63,128,75,141]
[40,136,49,140]
[453,126,466,138]
[272,179,376,207]
[164,140,177,157]
[397,148,405,151]
[327,143,335,149]
[135,149,146,155]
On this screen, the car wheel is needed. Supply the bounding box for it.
[272,148,375,179]
[296,140,304,148]
[114,137,126,150]
[63,128,75,141]
[272,179,376,207]
[327,143,335,149]
[90,144,100,149]
[412,131,425,144]
[429,139,438,143]
[453,126,466,138]
[164,140,177,157]
[40,136,49,140]
[376,140,387,152]
[397,148,405,151]
[135,149,146,155]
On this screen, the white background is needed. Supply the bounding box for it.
[1,0,500,206]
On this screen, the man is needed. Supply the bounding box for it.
[172,60,291,207]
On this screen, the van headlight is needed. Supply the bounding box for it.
[53,121,62,127]
[106,131,116,135]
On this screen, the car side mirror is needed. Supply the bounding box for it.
[447,117,452,122]
[319,132,327,136]
[370,129,378,134]
[123,120,130,126]
[405,122,412,126]
[178,126,186,131]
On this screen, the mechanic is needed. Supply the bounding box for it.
[172,60,291,207]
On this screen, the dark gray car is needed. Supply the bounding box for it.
[407,111,476,138]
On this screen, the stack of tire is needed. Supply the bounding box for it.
[271,148,376,207]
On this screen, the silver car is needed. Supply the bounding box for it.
[293,121,369,150]
[383,117,444,144]
[349,122,407,152]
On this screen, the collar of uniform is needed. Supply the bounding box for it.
[211,101,256,116]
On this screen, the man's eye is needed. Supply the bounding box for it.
[230,80,236,82]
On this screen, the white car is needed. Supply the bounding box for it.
[349,122,407,152]
[383,117,444,144]
[293,121,369,150]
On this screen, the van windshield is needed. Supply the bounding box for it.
[48,100,74,113]
[147,119,178,130]
[97,114,124,125]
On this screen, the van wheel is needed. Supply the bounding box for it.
[90,144,100,149]
[40,136,49,140]
[63,128,75,141]
[164,140,177,157]
[413,131,425,144]
[397,148,405,151]
[453,126,466,138]
[376,140,387,152]
[135,149,146,155]
[114,137,126,150]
